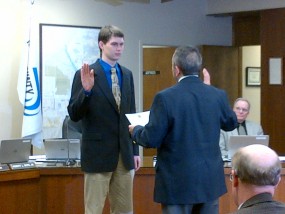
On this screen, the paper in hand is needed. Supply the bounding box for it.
[125,111,150,126]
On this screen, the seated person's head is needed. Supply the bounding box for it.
[233,98,250,123]
[231,144,281,206]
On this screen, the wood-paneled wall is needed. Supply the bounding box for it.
[233,12,260,46]
[260,8,285,154]
[233,8,285,155]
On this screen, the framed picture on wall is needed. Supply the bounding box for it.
[40,23,101,139]
[246,67,261,86]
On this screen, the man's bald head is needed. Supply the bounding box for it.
[232,144,281,186]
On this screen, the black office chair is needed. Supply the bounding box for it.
[62,115,82,139]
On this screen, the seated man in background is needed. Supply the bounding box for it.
[230,144,285,213]
[219,98,264,160]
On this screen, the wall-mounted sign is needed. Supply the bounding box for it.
[143,70,160,75]
[269,57,283,85]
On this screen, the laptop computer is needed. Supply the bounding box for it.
[68,139,81,160]
[228,135,269,160]
[44,138,80,160]
[0,138,32,164]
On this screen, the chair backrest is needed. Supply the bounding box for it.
[62,115,82,139]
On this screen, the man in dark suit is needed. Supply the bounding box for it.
[129,46,238,214]
[230,144,285,214]
[68,25,141,214]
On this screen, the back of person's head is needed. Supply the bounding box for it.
[231,144,281,186]
[172,46,202,76]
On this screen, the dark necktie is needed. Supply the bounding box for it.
[111,67,121,111]
[238,123,246,135]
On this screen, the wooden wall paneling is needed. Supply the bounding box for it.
[232,12,261,46]
[200,45,241,105]
[260,8,285,155]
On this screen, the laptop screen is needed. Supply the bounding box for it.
[228,135,269,160]
[0,138,32,164]
[44,138,80,160]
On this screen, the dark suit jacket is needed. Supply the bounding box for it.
[231,193,285,214]
[132,76,237,204]
[68,59,139,173]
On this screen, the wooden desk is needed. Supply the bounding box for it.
[39,167,84,214]
[1,161,285,214]
[38,165,160,214]
[0,169,40,214]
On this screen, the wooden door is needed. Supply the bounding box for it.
[143,47,177,156]
[143,47,177,110]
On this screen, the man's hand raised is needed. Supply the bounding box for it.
[80,63,95,92]
[203,68,211,85]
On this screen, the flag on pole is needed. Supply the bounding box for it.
[17,0,43,148]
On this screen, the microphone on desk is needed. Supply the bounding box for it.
[65,116,76,166]
[65,158,76,166]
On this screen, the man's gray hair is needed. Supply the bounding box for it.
[172,46,202,76]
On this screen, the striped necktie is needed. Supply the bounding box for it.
[111,67,121,111]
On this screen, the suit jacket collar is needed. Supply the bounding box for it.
[240,193,274,209]
[178,74,199,82]
[179,75,202,84]
[92,60,119,112]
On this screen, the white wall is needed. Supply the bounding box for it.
[0,0,233,141]
[207,0,285,15]
[242,46,261,124]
